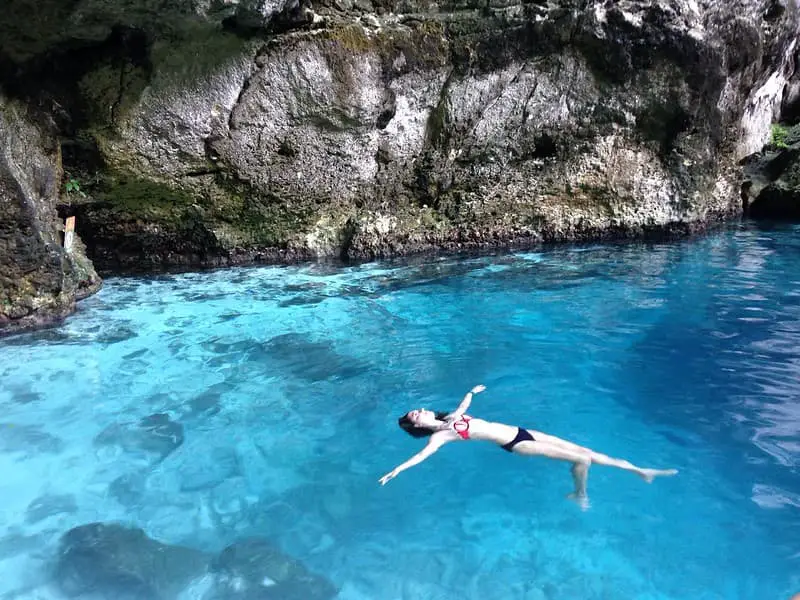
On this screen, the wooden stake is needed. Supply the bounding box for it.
[64,216,75,252]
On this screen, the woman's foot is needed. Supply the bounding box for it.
[639,468,678,483]
[567,492,591,511]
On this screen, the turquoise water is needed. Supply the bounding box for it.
[1,222,798,599]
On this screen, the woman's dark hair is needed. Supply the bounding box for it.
[398,411,449,438]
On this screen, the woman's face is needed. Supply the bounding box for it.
[406,409,439,428]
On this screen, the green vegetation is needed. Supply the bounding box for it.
[771,123,790,149]
[205,177,316,248]
[91,174,195,222]
[64,177,85,197]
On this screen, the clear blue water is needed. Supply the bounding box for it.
[1,222,798,599]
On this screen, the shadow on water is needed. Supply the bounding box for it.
[612,225,800,556]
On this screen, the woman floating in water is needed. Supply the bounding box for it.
[379,385,677,507]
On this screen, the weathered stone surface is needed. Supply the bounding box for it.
[743,123,800,219]
[0,0,304,63]
[0,94,101,334]
[1,0,800,279]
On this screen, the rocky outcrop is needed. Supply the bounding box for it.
[1,1,800,276]
[743,122,800,219]
[0,94,101,334]
[741,35,800,221]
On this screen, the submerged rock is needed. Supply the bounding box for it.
[94,413,185,462]
[210,537,338,600]
[55,522,209,599]
[25,493,78,524]
[259,332,371,381]
[54,522,337,600]
[0,423,64,454]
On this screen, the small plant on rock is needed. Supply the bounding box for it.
[770,123,790,150]
[64,177,86,199]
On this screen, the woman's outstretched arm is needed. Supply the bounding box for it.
[379,433,450,485]
[447,384,486,419]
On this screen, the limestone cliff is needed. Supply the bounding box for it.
[0,96,100,333]
[0,0,799,328]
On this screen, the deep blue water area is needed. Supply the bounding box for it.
[0,222,798,599]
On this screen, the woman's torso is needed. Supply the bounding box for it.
[443,415,520,445]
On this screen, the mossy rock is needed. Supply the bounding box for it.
[321,20,449,72]
[149,23,256,88]
[202,178,318,247]
[78,62,150,128]
[92,173,196,221]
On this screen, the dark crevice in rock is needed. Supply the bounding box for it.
[748,187,800,220]
[376,88,397,129]
[531,133,557,159]
[741,181,753,215]
[0,23,154,218]
[764,0,787,21]
[277,139,298,157]
[637,97,692,157]
[780,49,800,124]
[184,168,223,177]
[226,46,268,133]
[338,217,359,259]
[424,66,456,149]
[520,76,541,127]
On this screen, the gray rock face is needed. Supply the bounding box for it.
[743,122,800,218]
[0,95,101,334]
[0,0,304,62]
[63,0,800,269]
[1,0,799,296]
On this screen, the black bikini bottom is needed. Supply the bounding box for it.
[501,427,535,452]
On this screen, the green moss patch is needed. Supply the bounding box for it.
[201,177,317,248]
[92,174,195,221]
[149,24,255,88]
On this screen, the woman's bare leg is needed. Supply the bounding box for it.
[531,431,678,482]
[586,450,678,482]
[511,441,592,503]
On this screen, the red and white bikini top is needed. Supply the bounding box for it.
[452,415,472,440]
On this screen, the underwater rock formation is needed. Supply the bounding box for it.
[55,522,338,599]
